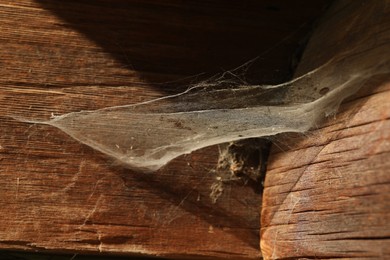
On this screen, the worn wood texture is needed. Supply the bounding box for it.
[0,1,332,259]
[261,0,390,259]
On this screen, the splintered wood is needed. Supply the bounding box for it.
[261,0,390,259]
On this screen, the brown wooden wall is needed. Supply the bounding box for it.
[1,0,389,259]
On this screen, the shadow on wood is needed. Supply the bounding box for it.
[35,0,332,89]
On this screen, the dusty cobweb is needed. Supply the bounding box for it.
[14,40,390,173]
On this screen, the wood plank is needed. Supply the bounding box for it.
[0,0,331,259]
[261,0,390,259]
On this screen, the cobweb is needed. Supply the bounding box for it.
[15,36,389,172]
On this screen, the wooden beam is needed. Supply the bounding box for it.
[0,0,331,259]
[261,0,390,259]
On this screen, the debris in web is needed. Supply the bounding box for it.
[13,33,390,173]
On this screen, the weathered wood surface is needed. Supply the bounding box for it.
[261,0,390,259]
[0,0,332,259]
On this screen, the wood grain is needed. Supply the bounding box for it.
[0,0,331,259]
[261,0,390,259]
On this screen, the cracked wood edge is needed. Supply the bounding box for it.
[260,0,390,259]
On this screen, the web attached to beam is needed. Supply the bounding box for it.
[15,34,390,172]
